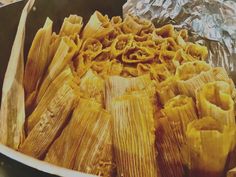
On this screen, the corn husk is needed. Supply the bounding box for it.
[59,15,83,37]
[110,34,133,57]
[80,69,105,106]
[73,100,114,177]
[186,117,236,177]
[19,80,79,159]
[196,81,235,125]
[105,74,153,111]
[24,18,53,111]
[110,93,160,177]
[157,76,178,105]
[176,61,215,98]
[213,67,236,99]
[163,95,198,164]
[156,117,184,177]
[45,99,114,177]
[26,67,76,133]
[80,38,103,58]
[122,14,153,35]
[82,11,113,39]
[0,0,35,149]
[36,36,77,104]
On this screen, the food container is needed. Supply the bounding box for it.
[1,0,236,177]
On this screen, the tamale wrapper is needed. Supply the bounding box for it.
[19,81,79,159]
[156,117,184,177]
[105,74,153,111]
[186,117,236,177]
[111,93,160,177]
[0,0,35,149]
[45,99,115,177]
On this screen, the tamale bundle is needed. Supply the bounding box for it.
[24,18,53,111]
[156,117,184,177]
[80,69,105,106]
[163,95,198,165]
[45,99,114,177]
[105,74,153,111]
[157,76,178,105]
[36,36,77,104]
[82,11,112,39]
[26,67,76,133]
[111,93,159,177]
[19,80,79,159]
[176,61,215,98]
[59,15,83,37]
[186,117,236,177]
[196,81,235,125]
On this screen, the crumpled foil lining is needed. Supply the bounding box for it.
[123,0,236,77]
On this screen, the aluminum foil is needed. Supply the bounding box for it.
[123,0,236,77]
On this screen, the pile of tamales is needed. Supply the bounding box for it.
[1,11,236,177]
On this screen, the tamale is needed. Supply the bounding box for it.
[185,43,208,61]
[156,117,184,177]
[105,74,153,111]
[24,18,53,110]
[122,14,153,35]
[196,81,235,125]
[152,24,176,39]
[122,45,155,63]
[45,99,112,175]
[186,117,236,177]
[36,36,77,104]
[82,11,112,39]
[19,81,79,159]
[80,38,103,58]
[164,95,198,132]
[157,76,178,105]
[26,67,76,133]
[163,95,198,164]
[110,34,133,57]
[59,15,83,37]
[111,93,159,177]
[176,61,215,98]
[73,100,114,176]
[80,69,105,106]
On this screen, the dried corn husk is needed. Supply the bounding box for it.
[156,117,184,177]
[73,100,114,176]
[196,81,235,125]
[0,0,35,149]
[110,34,133,57]
[19,80,79,159]
[59,15,83,37]
[26,67,75,133]
[36,36,77,104]
[45,99,113,176]
[187,117,236,177]
[163,95,198,164]
[82,11,112,39]
[80,69,105,106]
[111,93,159,177]
[157,76,178,105]
[176,61,215,98]
[105,74,153,111]
[164,95,198,132]
[24,18,53,111]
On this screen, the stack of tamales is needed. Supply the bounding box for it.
[1,9,236,177]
